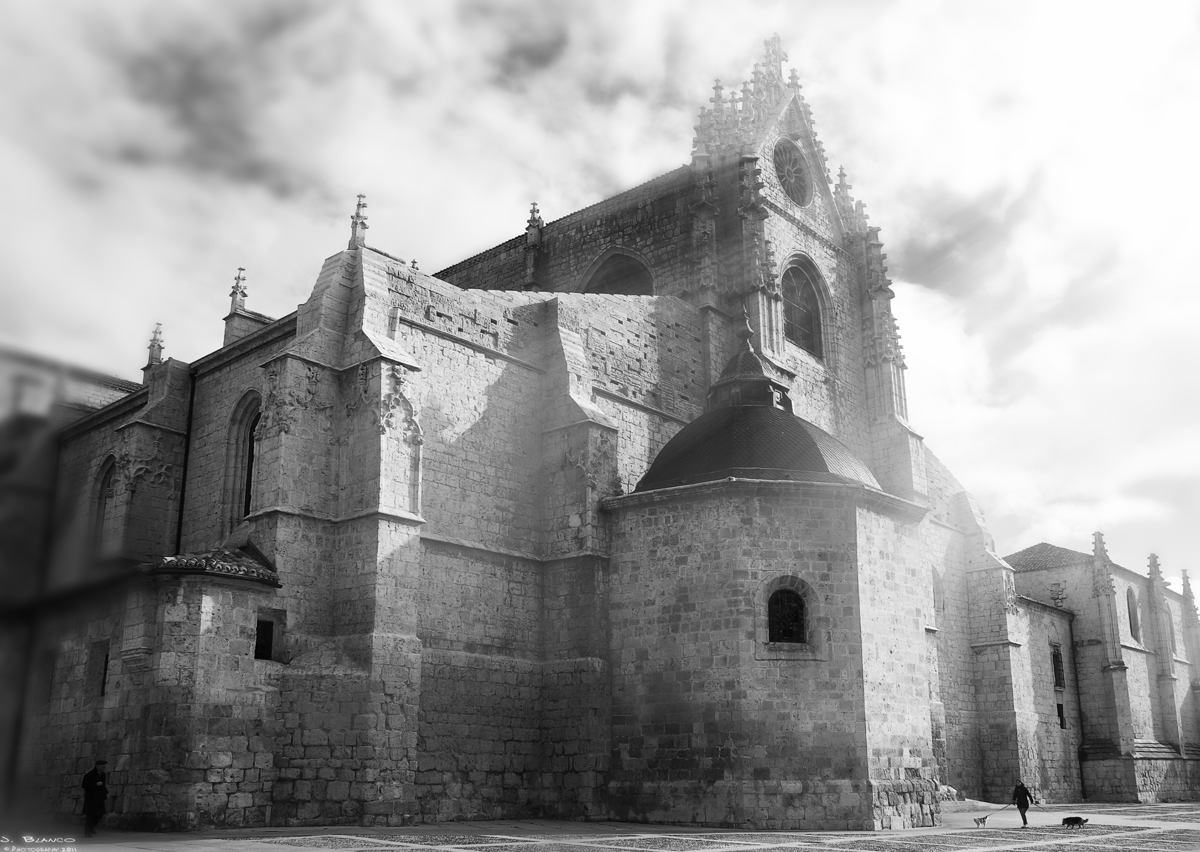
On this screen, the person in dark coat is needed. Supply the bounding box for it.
[81,759,108,837]
[1011,779,1036,827]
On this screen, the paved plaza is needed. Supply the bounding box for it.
[8,802,1200,852]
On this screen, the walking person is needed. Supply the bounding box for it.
[1011,779,1036,828]
[81,759,109,837]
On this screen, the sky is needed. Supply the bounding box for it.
[1,0,1197,585]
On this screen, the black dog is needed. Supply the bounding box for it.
[1062,816,1089,829]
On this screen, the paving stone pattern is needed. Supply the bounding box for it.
[252,825,1200,852]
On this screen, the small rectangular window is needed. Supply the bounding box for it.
[1051,645,1066,689]
[254,620,274,661]
[1057,703,1066,729]
[85,640,110,698]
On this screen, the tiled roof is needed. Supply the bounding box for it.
[151,547,280,587]
[1003,542,1093,573]
[634,405,879,493]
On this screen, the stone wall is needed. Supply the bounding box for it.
[1021,598,1082,802]
[854,504,939,828]
[436,169,695,298]
[605,480,933,830]
[180,317,296,551]
[25,575,283,830]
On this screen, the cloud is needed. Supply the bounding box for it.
[890,179,1039,294]
[104,4,322,197]
[1,0,1198,580]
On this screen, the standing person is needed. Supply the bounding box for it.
[81,759,108,837]
[1011,779,1036,828]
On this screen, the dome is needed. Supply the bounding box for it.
[635,405,880,493]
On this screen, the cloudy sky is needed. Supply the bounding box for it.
[2,0,1197,584]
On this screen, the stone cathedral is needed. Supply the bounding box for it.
[14,37,1200,832]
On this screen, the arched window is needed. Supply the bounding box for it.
[92,456,120,558]
[1051,646,1066,689]
[768,589,805,643]
[242,411,260,518]
[224,392,261,534]
[582,252,654,295]
[1127,588,1141,642]
[781,263,823,358]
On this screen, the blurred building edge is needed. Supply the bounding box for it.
[0,345,141,815]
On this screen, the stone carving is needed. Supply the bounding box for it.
[1092,568,1116,599]
[344,364,371,420]
[565,448,593,489]
[564,432,621,495]
[387,265,414,286]
[116,431,177,492]
[865,309,905,368]
[340,363,421,442]
[119,647,152,674]
[258,364,320,438]
[380,364,422,444]
[1049,582,1067,609]
[691,35,830,189]
[1003,572,1019,615]
[154,550,280,586]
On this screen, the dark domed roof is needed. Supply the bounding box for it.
[635,405,880,492]
[718,345,767,382]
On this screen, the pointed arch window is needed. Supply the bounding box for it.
[1051,645,1066,689]
[224,392,262,534]
[92,456,121,558]
[1127,588,1141,642]
[782,263,823,358]
[582,252,654,296]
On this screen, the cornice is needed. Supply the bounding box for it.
[603,476,928,522]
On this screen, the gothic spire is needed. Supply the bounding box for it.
[349,194,369,249]
[229,267,247,313]
[147,323,164,367]
[1184,570,1198,626]
[691,35,804,160]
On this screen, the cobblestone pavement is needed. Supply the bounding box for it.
[8,804,1200,852]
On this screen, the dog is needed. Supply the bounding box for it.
[972,815,989,827]
[1062,816,1089,829]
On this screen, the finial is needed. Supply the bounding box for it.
[411,258,419,271]
[230,267,247,312]
[763,33,787,74]
[788,67,801,90]
[1149,554,1162,579]
[147,323,164,366]
[711,79,724,108]
[349,193,369,249]
[1185,571,1199,626]
[837,166,851,194]
[526,202,544,248]
[1093,531,1108,559]
[737,304,754,344]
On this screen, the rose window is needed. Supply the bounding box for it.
[773,139,812,206]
